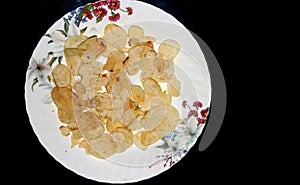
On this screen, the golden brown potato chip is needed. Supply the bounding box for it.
[142,78,162,97]
[99,38,114,57]
[73,82,86,94]
[51,64,71,87]
[103,50,126,72]
[106,118,125,133]
[70,133,81,148]
[140,104,167,130]
[104,23,127,49]
[95,75,109,91]
[57,108,75,124]
[59,125,70,136]
[77,36,106,57]
[51,86,73,113]
[167,75,181,97]
[71,129,82,140]
[154,104,179,137]
[133,132,148,151]
[111,127,133,147]
[152,57,174,82]
[77,111,104,140]
[128,25,144,40]
[79,139,105,159]
[64,35,88,49]
[129,85,145,103]
[88,133,117,158]
[127,117,143,131]
[64,48,85,74]
[81,50,97,64]
[139,130,160,146]
[158,39,181,61]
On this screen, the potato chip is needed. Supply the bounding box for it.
[141,130,160,146]
[77,111,104,140]
[140,104,167,130]
[59,125,70,136]
[99,38,114,57]
[80,49,97,64]
[128,25,144,40]
[95,75,109,91]
[129,85,145,103]
[57,108,75,124]
[64,48,85,74]
[167,75,181,97]
[106,119,124,133]
[142,78,162,97]
[64,35,88,49]
[77,36,106,57]
[79,139,105,159]
[51,64,71,87]
[103,50,126,72]
[158,39,181,61]
[111,127,133,147]
[88,133,117,158]
[51,86,73,113]
[133,132,148,151]
[154,104,180,137]
[104,23,127,50]
[70,133,81,148]
[73,82,86,94]
[127,117,143,131]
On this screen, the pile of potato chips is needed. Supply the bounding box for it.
[51,23,182,159]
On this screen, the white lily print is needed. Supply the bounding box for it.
[27,57,52,89]
[46,18,80,60]
[177,117,204,148]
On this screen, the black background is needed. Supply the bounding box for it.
[12,0,274,184]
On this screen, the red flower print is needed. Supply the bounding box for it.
[126,7,133,15]
[188,110,198,118]
[92,1,101,7]
[192,101,203,108]
[83,9,93,20]
[200,109,209,118]
[108,12,120,22]
[182,101,187,108]
[107,0,120,11]
[197,117,206,125]
[93,7,107,17]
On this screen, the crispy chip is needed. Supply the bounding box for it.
[64,35,88,49]
[59,125,70,136]
[129,85,145,103]
[128,25,144,40]
[77,36,106,57]
[73,82,86,94]
[51,64,71,87]
[167,75,181,97]
[77,111,104,140]
[142,78,162,97]
[88,133,117,158]
[79,139,105,159]
[103,50,126,72]
[154,105,180,137]
[140,104,167,130]
[141,130,160,146]
[64,48,85,74]
[51,86,73,113]
[158,39,181,61]
[106,118,125,133]
[57,108,75,124]
[104,23,127,49]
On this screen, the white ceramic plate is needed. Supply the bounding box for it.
[25,0,211,183]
